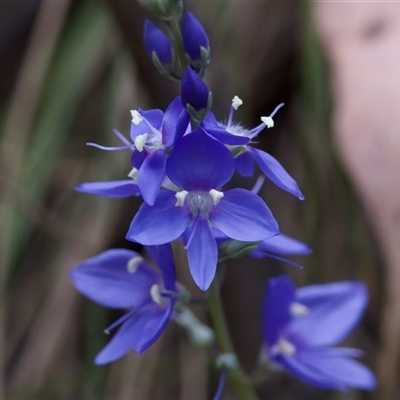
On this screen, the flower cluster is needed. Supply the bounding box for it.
[70,2,376,397]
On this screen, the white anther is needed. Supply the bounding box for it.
[232,95,243,110]
[127,256,142,273]
[134,133,148,152]
[175,190,189,206]
[128,167,139,181]
[276,338,296,356]
[261,116,274,128]
[290,302,309,317]
[209,189,224,205]
[150,284,162,305]
[130,110,142,125]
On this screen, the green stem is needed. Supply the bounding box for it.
[166,17,187,76]
[208,278,260,400]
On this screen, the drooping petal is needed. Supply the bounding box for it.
[94,305,169,364]
[135,301,174,353]
[251,234,312,257]
[75,180,141,198]
[235,152,255,177]
[145,244,176,291]
[126,191,191,245]
[167,129,234,191]
[70,249,157,309]
[137,149,166,206]
[186,216,217,291]
[276,353,347,391]
[289,282,368,347]
[298,349,376,391]
[248,147,304,200]
[263,275,296,346]
[161,96,184,147]
[210,188,279,241]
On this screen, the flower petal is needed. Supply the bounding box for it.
[235,152,255,177]
[75,180,141,198]
[186,217,217,291]
[70,249,157,309]
[289,282,368,347]
[210,188,279,241]
[145,244,176,291]
[167,129,234,191]
[94,304,172,364]
[161,96,184,147]
[137,149,166,206]
[251,233,312,257]
[126,191,191,245]
[141,109,163,129]
[298,349,376,391]
[248,147,304,200]
[276,353,346,391]
[263,275,296,347]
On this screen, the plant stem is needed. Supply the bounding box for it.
[208,278,260,400]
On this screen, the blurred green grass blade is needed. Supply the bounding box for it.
[8,1,114,272]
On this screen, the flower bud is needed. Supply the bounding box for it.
[181,67,211,122]
[182,12,210,68]
[144,20,173,67]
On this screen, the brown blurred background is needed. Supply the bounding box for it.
[1,1,395,399]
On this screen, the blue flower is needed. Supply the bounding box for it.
[263,275,376,391]
[144,20,173,67]
[87,96,188,206]
[126,130,280,291]
[201,96,304,200]
[70,244,176,364]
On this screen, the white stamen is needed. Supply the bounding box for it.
[128,167,139,181]
[290,302,309,317]
[209,189,224,205]
[104,329,110,335]
[130,110,142,125]
[175,190,189,206]
[150,284,162,305]
[134,133,148,152]
[232,95,243,110]
[261,116,274,128]
[274,338,296,356]
[127,256,142,273]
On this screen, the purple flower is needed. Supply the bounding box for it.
[87,97,187,206]
[70,244,176,364]
[201,96,304,200]
[126,130,280,291]
[250,233,312,268]
[144,20,173,66]
[182,11,210,65]
[263,275,376,391]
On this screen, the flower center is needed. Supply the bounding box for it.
[187,191,214,216]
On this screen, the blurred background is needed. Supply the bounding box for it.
[1,0,397,399]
